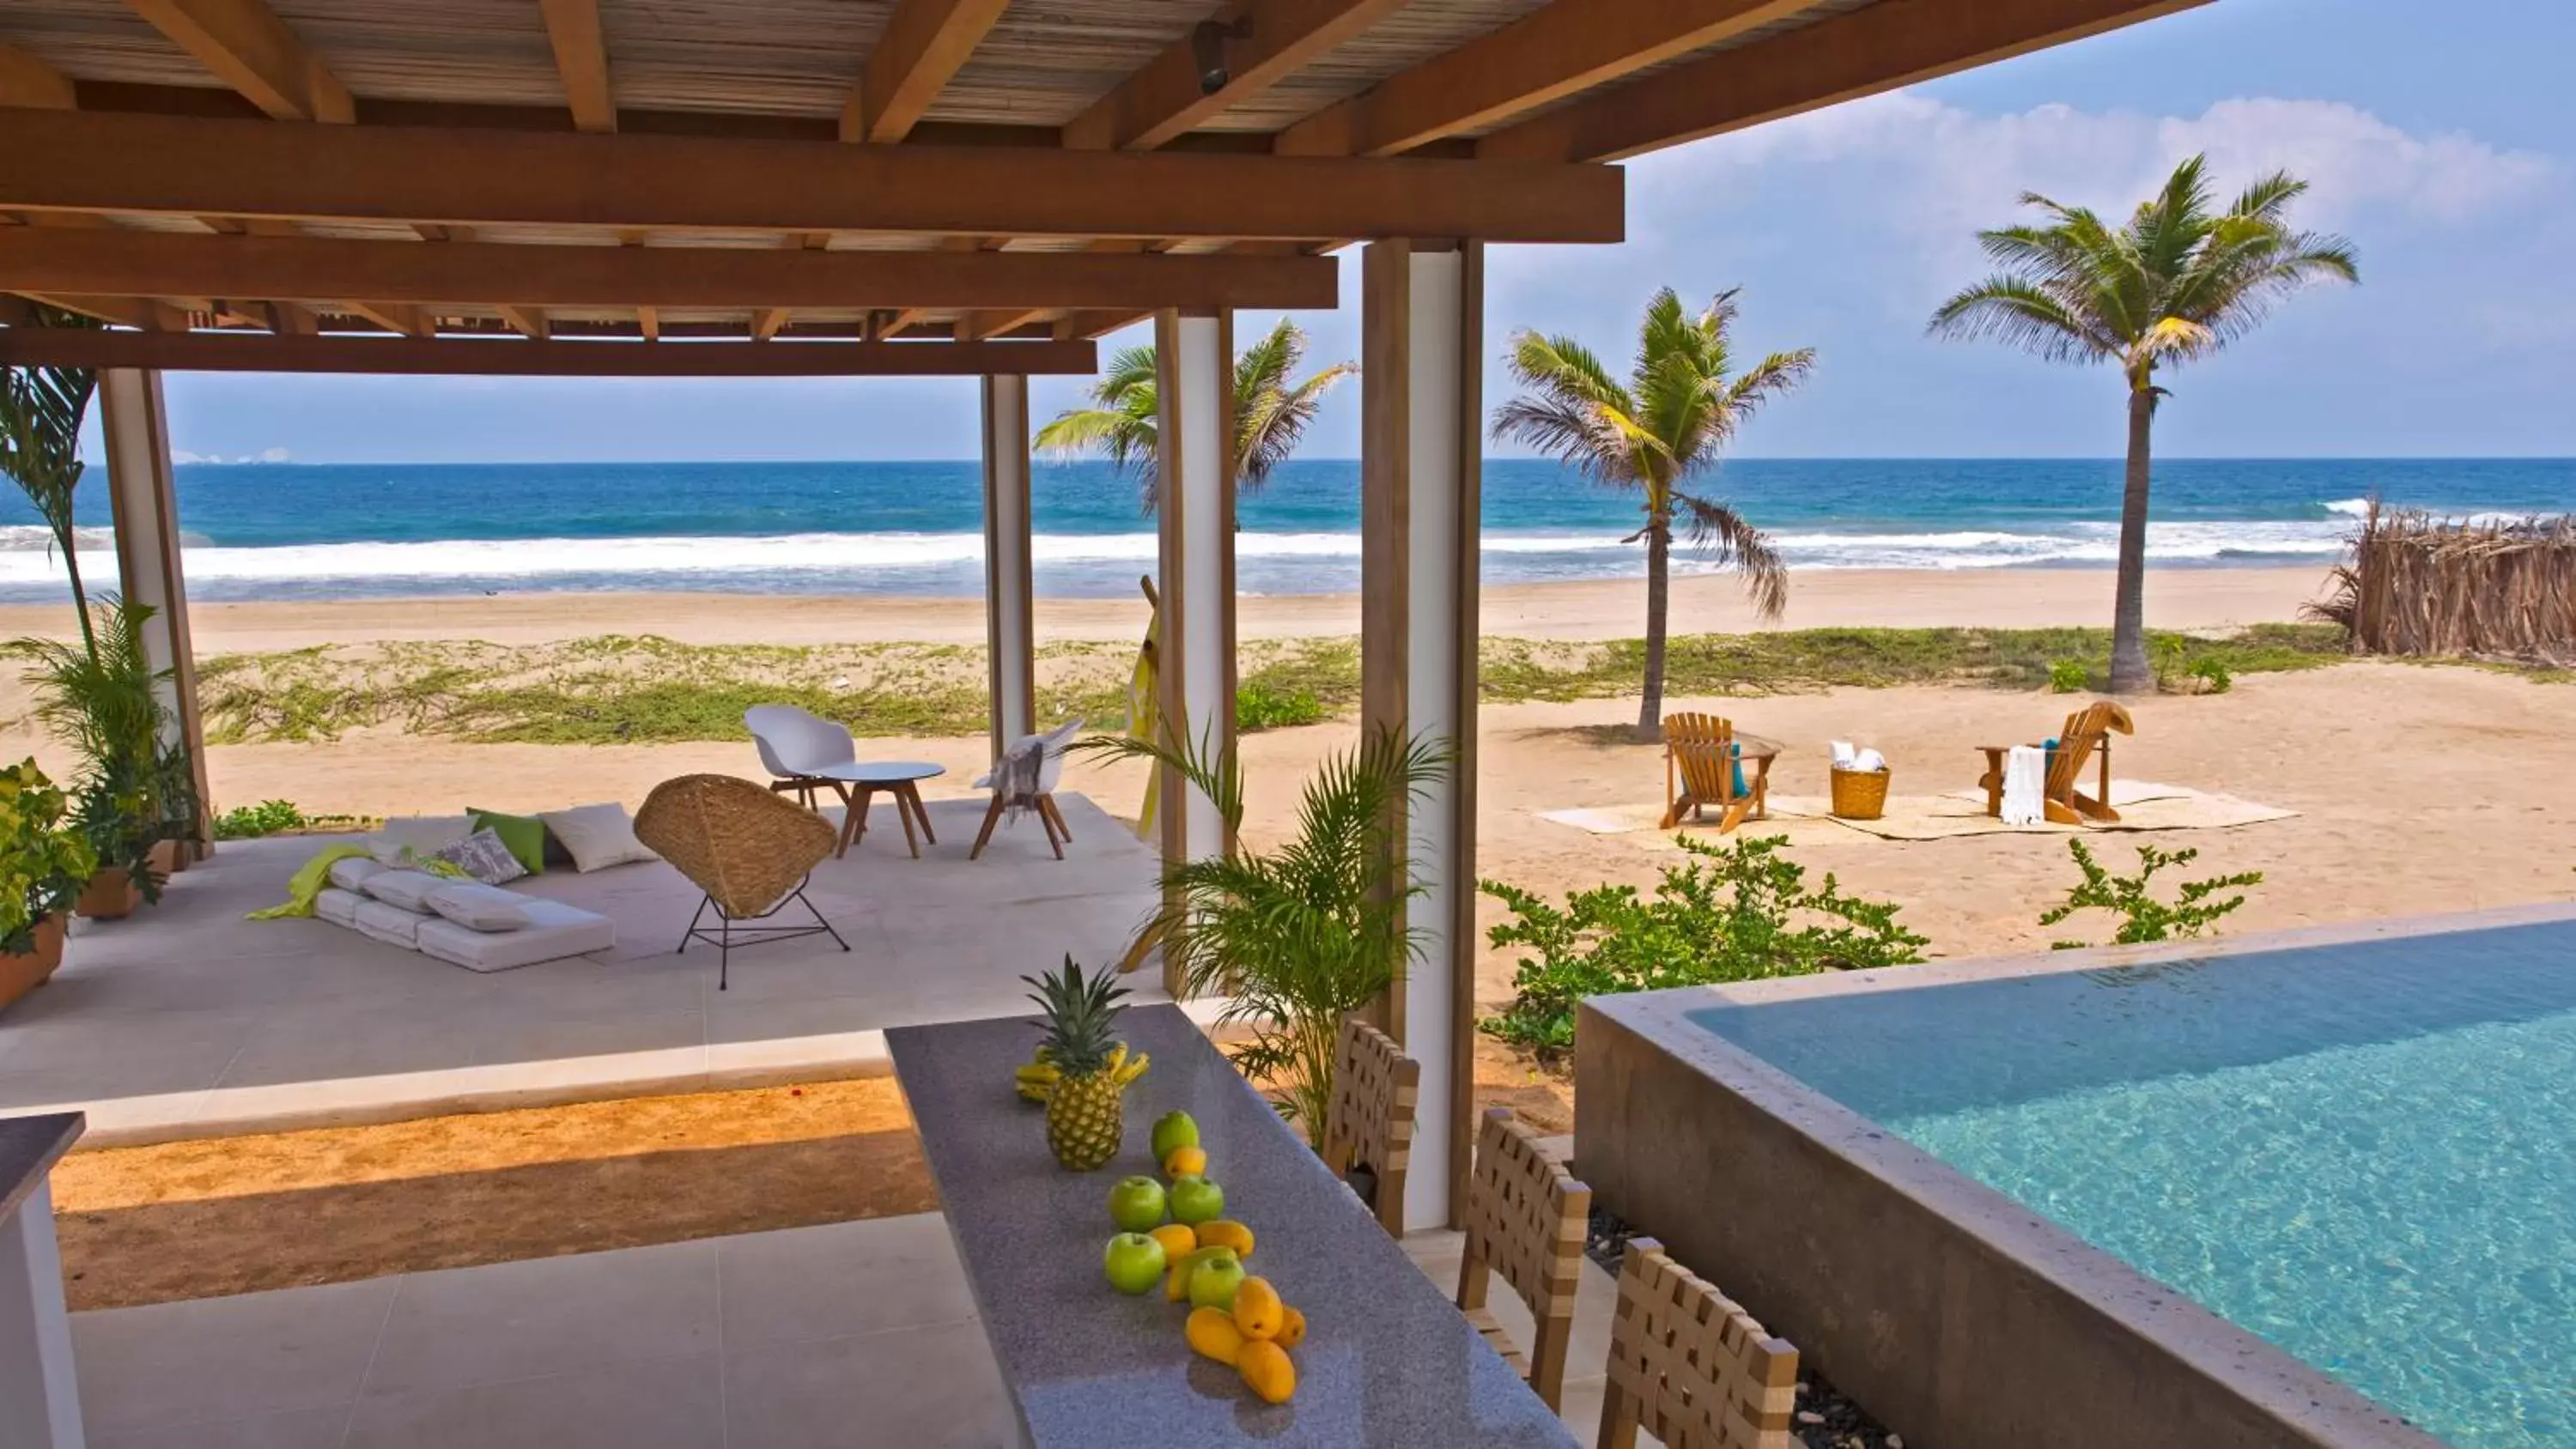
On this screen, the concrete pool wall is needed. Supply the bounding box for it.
[1567,907,2576,1449]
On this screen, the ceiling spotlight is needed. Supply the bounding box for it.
[1191,18,1255,96]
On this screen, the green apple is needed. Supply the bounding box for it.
[1107,1175,1168,1233]
[1167,1173,1224,1226]
[1186,1247,1246,1310]
[1150,1111,1200,1163]
[1103,1232,1168,1295]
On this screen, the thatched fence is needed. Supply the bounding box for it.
[2311,505,2576,663]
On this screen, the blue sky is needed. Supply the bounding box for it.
[136,0,2574,465]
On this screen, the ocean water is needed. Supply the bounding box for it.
[1690,923,2576,1449]
[3,456,2571,603]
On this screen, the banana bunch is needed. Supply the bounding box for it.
[1012,1042,1151,1101]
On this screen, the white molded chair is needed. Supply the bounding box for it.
[970,719,1082,860]
[744,705,857,812]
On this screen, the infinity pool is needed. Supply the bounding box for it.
[1689,923,2576,1449]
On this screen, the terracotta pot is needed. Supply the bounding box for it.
[149,838,185,877]
[75,866,142,921]
[0,913,66,1015]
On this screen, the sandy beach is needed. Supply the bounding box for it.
[5,564,2569,1034]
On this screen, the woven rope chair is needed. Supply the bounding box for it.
[635,773,848,991]
[1456,1106,1592,1410]
[1319,1015,1419,1236]
[1600,1237,1799,1449]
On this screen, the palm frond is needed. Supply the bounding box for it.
[1674,490,1788,620]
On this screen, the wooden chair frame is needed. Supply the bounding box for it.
[1661,712,1766,833]
[1978,700,2135,826]
[1600,1237,1800,1449]
[1456,1107,1592,1410]
[1319,1016,1418,1236]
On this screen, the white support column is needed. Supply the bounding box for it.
[0,1183,85,1448]
[100,368,210,859]
[981,373,1036,759]
[1361,240,1483,1231]
[1153,309,1237,994]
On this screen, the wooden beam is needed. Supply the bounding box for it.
[495,304,547,338]
[1479,0,2208,162]
[636,306,659,340]
[0,109,1626,244]
[16,293,191,331]
[955,307,1050,341]
[1052,309,1149,342]
[343,300,431,337]
[1274,0,1812,157]
[0,327,1103,376]
[750,306,788,341]
[536,0,617,133]
[261,300,319,335]
[0,223,1345,312]
[1064,0,1404,153]
[0,45,77,111]
[118,0,355,123]
[847,0,1012,144]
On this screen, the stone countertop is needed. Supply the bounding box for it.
[888,1004,1578,1449]
[0,1112,82,1221]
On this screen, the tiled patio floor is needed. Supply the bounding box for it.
[70,1210,1633,1449]
[0,794,1161,1143]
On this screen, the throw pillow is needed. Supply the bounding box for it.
[535,802,660,873]
[432,828,531,886]
[465,809,547,878]
[422,882,534,933]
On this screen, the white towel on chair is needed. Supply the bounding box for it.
[2000,744,2048,825]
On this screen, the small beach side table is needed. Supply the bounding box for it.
[0,1112,86,1449]
[818,761,945,858]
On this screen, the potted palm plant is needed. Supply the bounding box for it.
[0,759,96,1013]
[1078,722,1449,1143]
[10,597,173,919]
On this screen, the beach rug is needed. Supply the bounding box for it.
[1538,782,2295,844]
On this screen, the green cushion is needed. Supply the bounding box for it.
[467,808,547,877]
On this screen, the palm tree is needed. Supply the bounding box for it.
[1929,155,2358,694]
[0,307,106,654]
[1494,288,1813,742]
[1035,317,1355,512]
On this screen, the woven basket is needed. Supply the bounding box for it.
[1829,766,1890,821]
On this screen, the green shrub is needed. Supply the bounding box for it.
[1235,680,1323,732]
[2040,839,2263,949]
[1479,834,1929,1054]
[214,799,309,840]
[2046,659,2089,694]
[2189,658,2233,694]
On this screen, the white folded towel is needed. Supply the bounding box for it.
[2000,743,2048,825]
[1831,740,1886,773]
[1830,740,1856,769]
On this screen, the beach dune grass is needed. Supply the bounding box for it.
[191,625,2352,749]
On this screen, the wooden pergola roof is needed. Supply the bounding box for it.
[0,0,2201,375]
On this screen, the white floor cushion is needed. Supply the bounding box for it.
[360,869,449,913]
[326,856,388,892]
[536,803,659,873]
[416,899,614,973]
[423,882,534,932]
[352,897,427,949]
[313,886,363,927]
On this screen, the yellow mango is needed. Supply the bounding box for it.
[1193,1220,1255,1258]
[1186,1307,1246,1367]
[1230,1276,1284,1341]
[1149,1224,1198,1261]
[1236,1338,1297,1404]
[1274,1306,1307,1349]
[1165,1246,1218,1302]
[1162,1145,1207,1179]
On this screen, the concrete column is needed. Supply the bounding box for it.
[100,368,210,858]
[981,373,1036,760]
[1152,309,1237,995]
[1360,239,1483,1231]
[0,1183,85,1448]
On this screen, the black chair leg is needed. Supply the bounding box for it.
[677,895,709,956]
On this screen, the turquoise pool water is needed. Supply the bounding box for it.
[1687,923,2576,1449]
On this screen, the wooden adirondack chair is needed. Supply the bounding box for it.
[1661,712,1765,832]
[1978,700,2134,826]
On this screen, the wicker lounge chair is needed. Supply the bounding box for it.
[1978,700,2135,826]
[635,773,848,990]
[1660,712,1765,832]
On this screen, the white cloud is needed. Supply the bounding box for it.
[1632,93,2553,270]
[257,446,291,463]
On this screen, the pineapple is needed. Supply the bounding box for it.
[1024,956,1147,1171]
